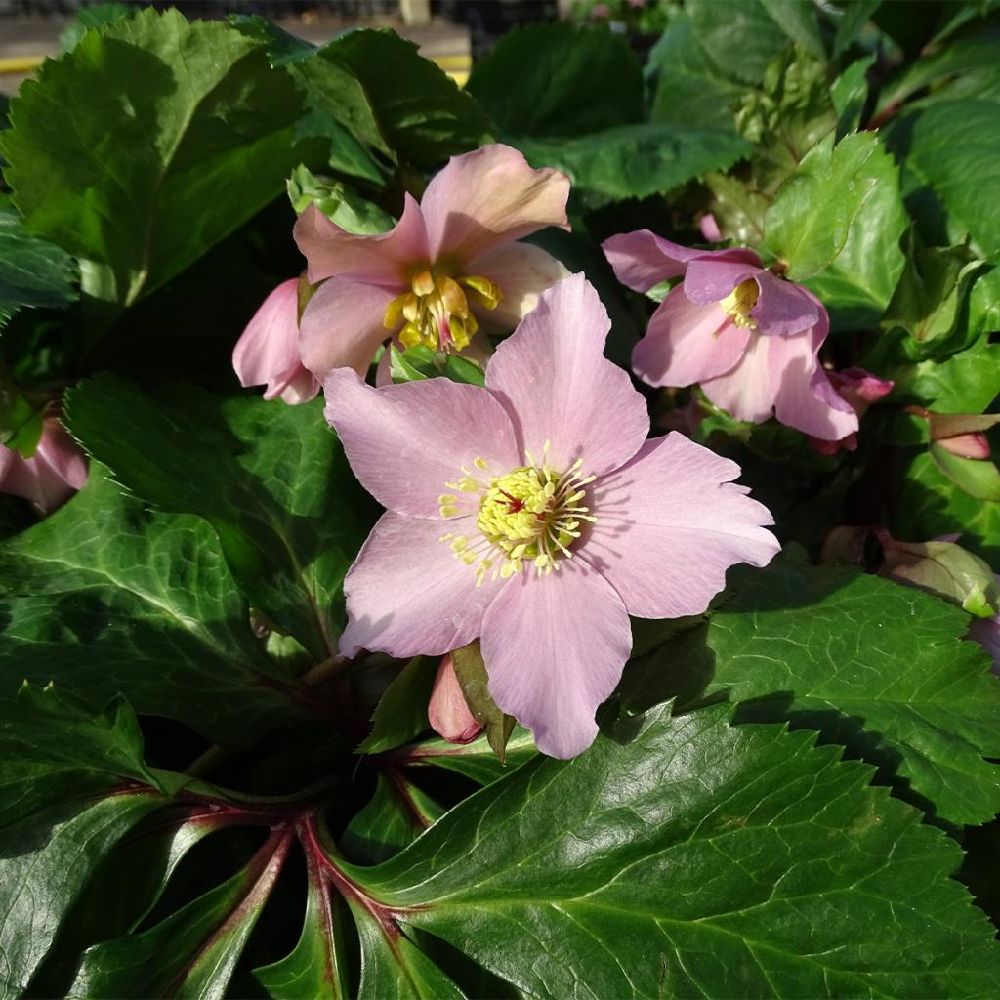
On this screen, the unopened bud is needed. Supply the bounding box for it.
[428,653,482,744]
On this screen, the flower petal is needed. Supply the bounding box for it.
[324,368,520,518]
[699,330,776,423]
[682,251,763,305]
[631,285,749,388]
[752,271,819,335]
[479,558,631,759]
[585,434,778,619]
[769,319,858,440]
[468,241,569,333]
[294,197,429,285]
[420,144,569,265]
[1,418,87,515]
[602,230,704,292]
[339,513,501,657]
[300,276,398,380]
[232,279,319,403]
[485,273,649,477]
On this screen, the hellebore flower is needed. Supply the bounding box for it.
[295,144,570,380]
[810,367,894,455]
[0,416,87,515]
[232,278,319,404]
[428,653,482,744]
[602,231,858,440]
[324,274,779,758]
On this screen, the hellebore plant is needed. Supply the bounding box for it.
[603,232,858,440]
[324,274,779,757]
[294,144,570,381]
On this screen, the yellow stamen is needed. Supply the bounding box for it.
[719,278,760,330]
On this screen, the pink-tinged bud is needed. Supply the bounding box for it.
[428,653,482,744]
[0,416,87,515]
[967,613,1000,676]
[808,368,893,455]
[698,213,723,242]
[937,432,991,460]
[232,278,319,405]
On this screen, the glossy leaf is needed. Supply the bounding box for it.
[399,729,538,786]
[358,657,437,755]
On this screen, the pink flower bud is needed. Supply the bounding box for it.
[698,213,723,242]
[808,368,893,455]
[0,416,87,515]
[232,278,319,404]
[936,432,991,460]
[428,653,482,744]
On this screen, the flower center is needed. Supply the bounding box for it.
[438,450,596,586]
[719,278,760,330]
[384,270,502,353]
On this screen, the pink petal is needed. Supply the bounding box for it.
[293,197,429,285]
[479,558,631,759]
[584,435,778,619]
[682,253,763,305]
[602,230,704,292]
[700,330,776,423]
[232,279,320,404]
[770,326,858,440]
[299,276,398,380]
[752,271,820,336]
[1,418,87,515]
[937,433,991,460]
[428,653,482,743]
[467,241,569,333]
[339,513,501,658]
[420,144,569,266]
[485,273,649,477]
[967,616,1000,675]
[631,285,749,388]
[323,368,520,519]
[698,213,723,242]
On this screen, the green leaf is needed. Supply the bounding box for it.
[287,164,394,234]
[831,56,874,136]
[518,122,750,201]
[687,0,790,85]
[397,728,538,786]
[341,771,443,865]
[0,466,307,745]
[70,826,295,999]
[0,207,77,330]
[0,373,47,455]
[0,9,305,309]
[467,23,643,138]
[65,376,376,660]
[833,0,882,57]
[765,131,907,295]
[896,448,1000,563]
[450,641,516,763]
[389,345,485,387]
[58,1,133,53]
[931,442,1000,501]
[889,101,1000,258]
[759,0,825,58]
[358,657,437,755]
[646,560,1000,824]
[349,705,1000,996]
[902,335,1000,411]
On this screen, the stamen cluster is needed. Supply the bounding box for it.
[719,278,760,330]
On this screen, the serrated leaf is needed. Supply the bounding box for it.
[358,657,437,755]
[346,705,1000,997]
[0,466,307,745]
[897,334,1000,412]
[641,560,1000,824]
[0,207,77,330]
[0,9,304,309]
[65,376,376,660]
[287,164,394,234]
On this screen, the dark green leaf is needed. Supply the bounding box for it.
[65,376,376,660]
[901,335,1000,411]
[0,9,304,309]
[58,1,133,53]
[0,466,307,744]
[467,23,643,138]
[760,0,825,58]
[833,0,882,57]
[0,207,77,330]
[349,705,1000,996]
[687,0,790,85]
[358,657,437,755]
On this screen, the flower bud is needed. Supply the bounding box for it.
[809,368,894,455]
[0,416,87,515]
[428,653,482,744]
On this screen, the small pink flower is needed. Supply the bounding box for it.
[295,144,570,381]
[428,653,482,744]
[0,415,87,515]
[324,275,779,758]
[603,231,858,440]
[232,278,319,404]
[810,367,894,455]
[698,213,723,243]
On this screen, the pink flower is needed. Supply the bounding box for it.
[602,231,858,440]
[324,274,779,758]
[968,613,1000,676]
[0,415,87,515]
[810,367,894,455]
[698,213,723,243]
[232,278,319,404]
[294,144,570,381]
[427,653,482,743]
